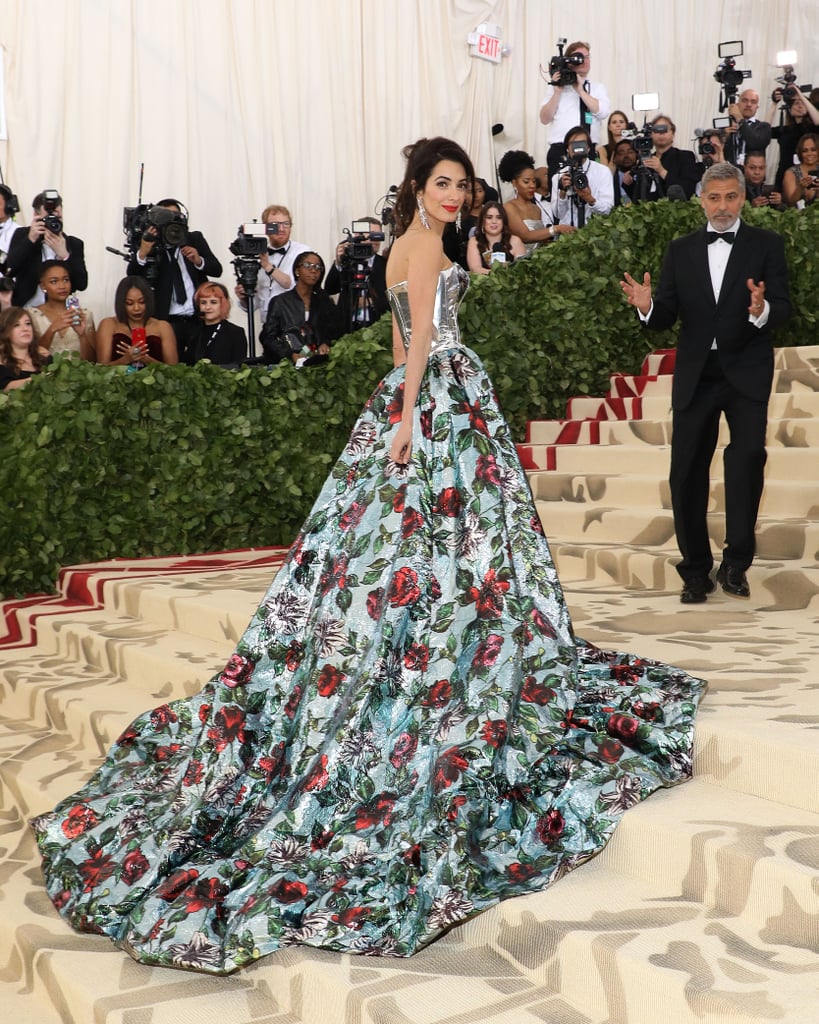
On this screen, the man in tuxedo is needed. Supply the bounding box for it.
[642,115,700,199]
[128,199,222,362]
[234,204,308,335]
[621,162,791,603]
[724,89,772,167]
[325,215,388,334]
[7,191,88,307]
[743,152,785,210]
[612,140,638,206]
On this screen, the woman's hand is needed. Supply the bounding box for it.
[115,337,147,363]
[390,420,412,467]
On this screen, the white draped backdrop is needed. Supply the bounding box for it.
[0,0,815,324]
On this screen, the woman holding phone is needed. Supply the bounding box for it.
[27,260,95,360]
[96,276,178,367]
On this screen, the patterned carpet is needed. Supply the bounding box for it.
[1,349,818,1023]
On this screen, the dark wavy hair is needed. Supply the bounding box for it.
[393,137,475,236]
[114,276,155,324]
[497,149,535,184]
[474,201,514,262]
[0,306,46,371]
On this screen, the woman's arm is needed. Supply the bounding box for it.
[782,167,803,206]
[95,318,128,366]
[503,202,555,244]
[509,234,528,259]
[389,231,442,465]
[78,309,95,361]
[466,235,489,274]
[157,320,179,364]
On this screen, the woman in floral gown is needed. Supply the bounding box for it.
[32,137,706,975]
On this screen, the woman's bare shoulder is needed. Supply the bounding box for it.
[386,230,445,286]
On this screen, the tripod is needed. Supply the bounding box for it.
[342,259,376,334]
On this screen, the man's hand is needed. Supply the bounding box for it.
[138,225,158,259]
[44,229,68,260]
[642,155,667,178]
[27,217,46,244]
[620,271,652,315]
[181,245,202,265]
[747,278,766,317]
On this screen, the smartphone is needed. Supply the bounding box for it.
[65,294,81,327]
[761,184,774,197]
[131,326,147,349]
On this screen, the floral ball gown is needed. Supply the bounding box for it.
[32,263,706,974]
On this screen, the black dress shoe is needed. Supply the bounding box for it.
[716,564,750,598]
[680,575,715,604]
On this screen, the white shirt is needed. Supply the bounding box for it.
[0,218,17,262]
[541,78,611,145]
[551,158,614,225]
[639,219,769,341]
[244,240,309,321]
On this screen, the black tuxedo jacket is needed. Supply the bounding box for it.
[187,319,248,366]
[613,171,636,206]
[325,253,389,329]
[658,147,700,199]
[7,228,88,306]
[127,230,222,317]
[646,222,791,410]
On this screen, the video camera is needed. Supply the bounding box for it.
[714,41,751,111]
[340,220,384,266]
[557,139,590,194]
[42,189,63,234]
[229,222,268,295]
[548,38,585,88]
[773,52,812,108]
[621,123,655,159]
[123,203,188,252]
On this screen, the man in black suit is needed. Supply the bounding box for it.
[6,191,88,307]
[127,199,222,362]
[612,140,638,206]
[642,114,700,199]
[325,216,388,334]
[723,89,772,167]
[621,162,791,603]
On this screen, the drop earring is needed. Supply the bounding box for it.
[456,209,462,231]
[417,195,430,229]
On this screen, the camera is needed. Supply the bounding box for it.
[714,40,751,110]
[773,58,812,108]
[122,203,188,251]
[340,220,384,266]
[556,138,590,193]
[229,222,268,295]
[42,189,62,234]
[548,38,585,88]
[230,222,268,258]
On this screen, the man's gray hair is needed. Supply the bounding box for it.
[701,161,746,193]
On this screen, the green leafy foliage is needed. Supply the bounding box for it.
[1,202,814,598]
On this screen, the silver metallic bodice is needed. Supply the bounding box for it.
[387,263,469,355]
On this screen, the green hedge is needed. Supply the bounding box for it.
[1,202,815,599]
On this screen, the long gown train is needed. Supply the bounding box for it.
[32,265,706,974]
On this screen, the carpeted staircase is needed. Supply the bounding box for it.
[1,349,818,1024]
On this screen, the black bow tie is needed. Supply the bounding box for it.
[706,230,735,244]
[269,247,287,256]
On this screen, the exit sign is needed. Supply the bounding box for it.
[468,23,504,64]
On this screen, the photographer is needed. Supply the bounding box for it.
[325,216,388,332]
[724,89,772,166]
[743,152,784,209]
[0,186,19,274]
[235,204,308,324]
[127,198,222,362]
[642,115,700,199]
[612,139,638,206]
[782,133,819,207]
[260,251,342,365]
[768,86,819,191]
[550,126,614,227]
[7,191,88,307]
[539,41,610,179]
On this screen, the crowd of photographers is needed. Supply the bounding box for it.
[1,38,816,388]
